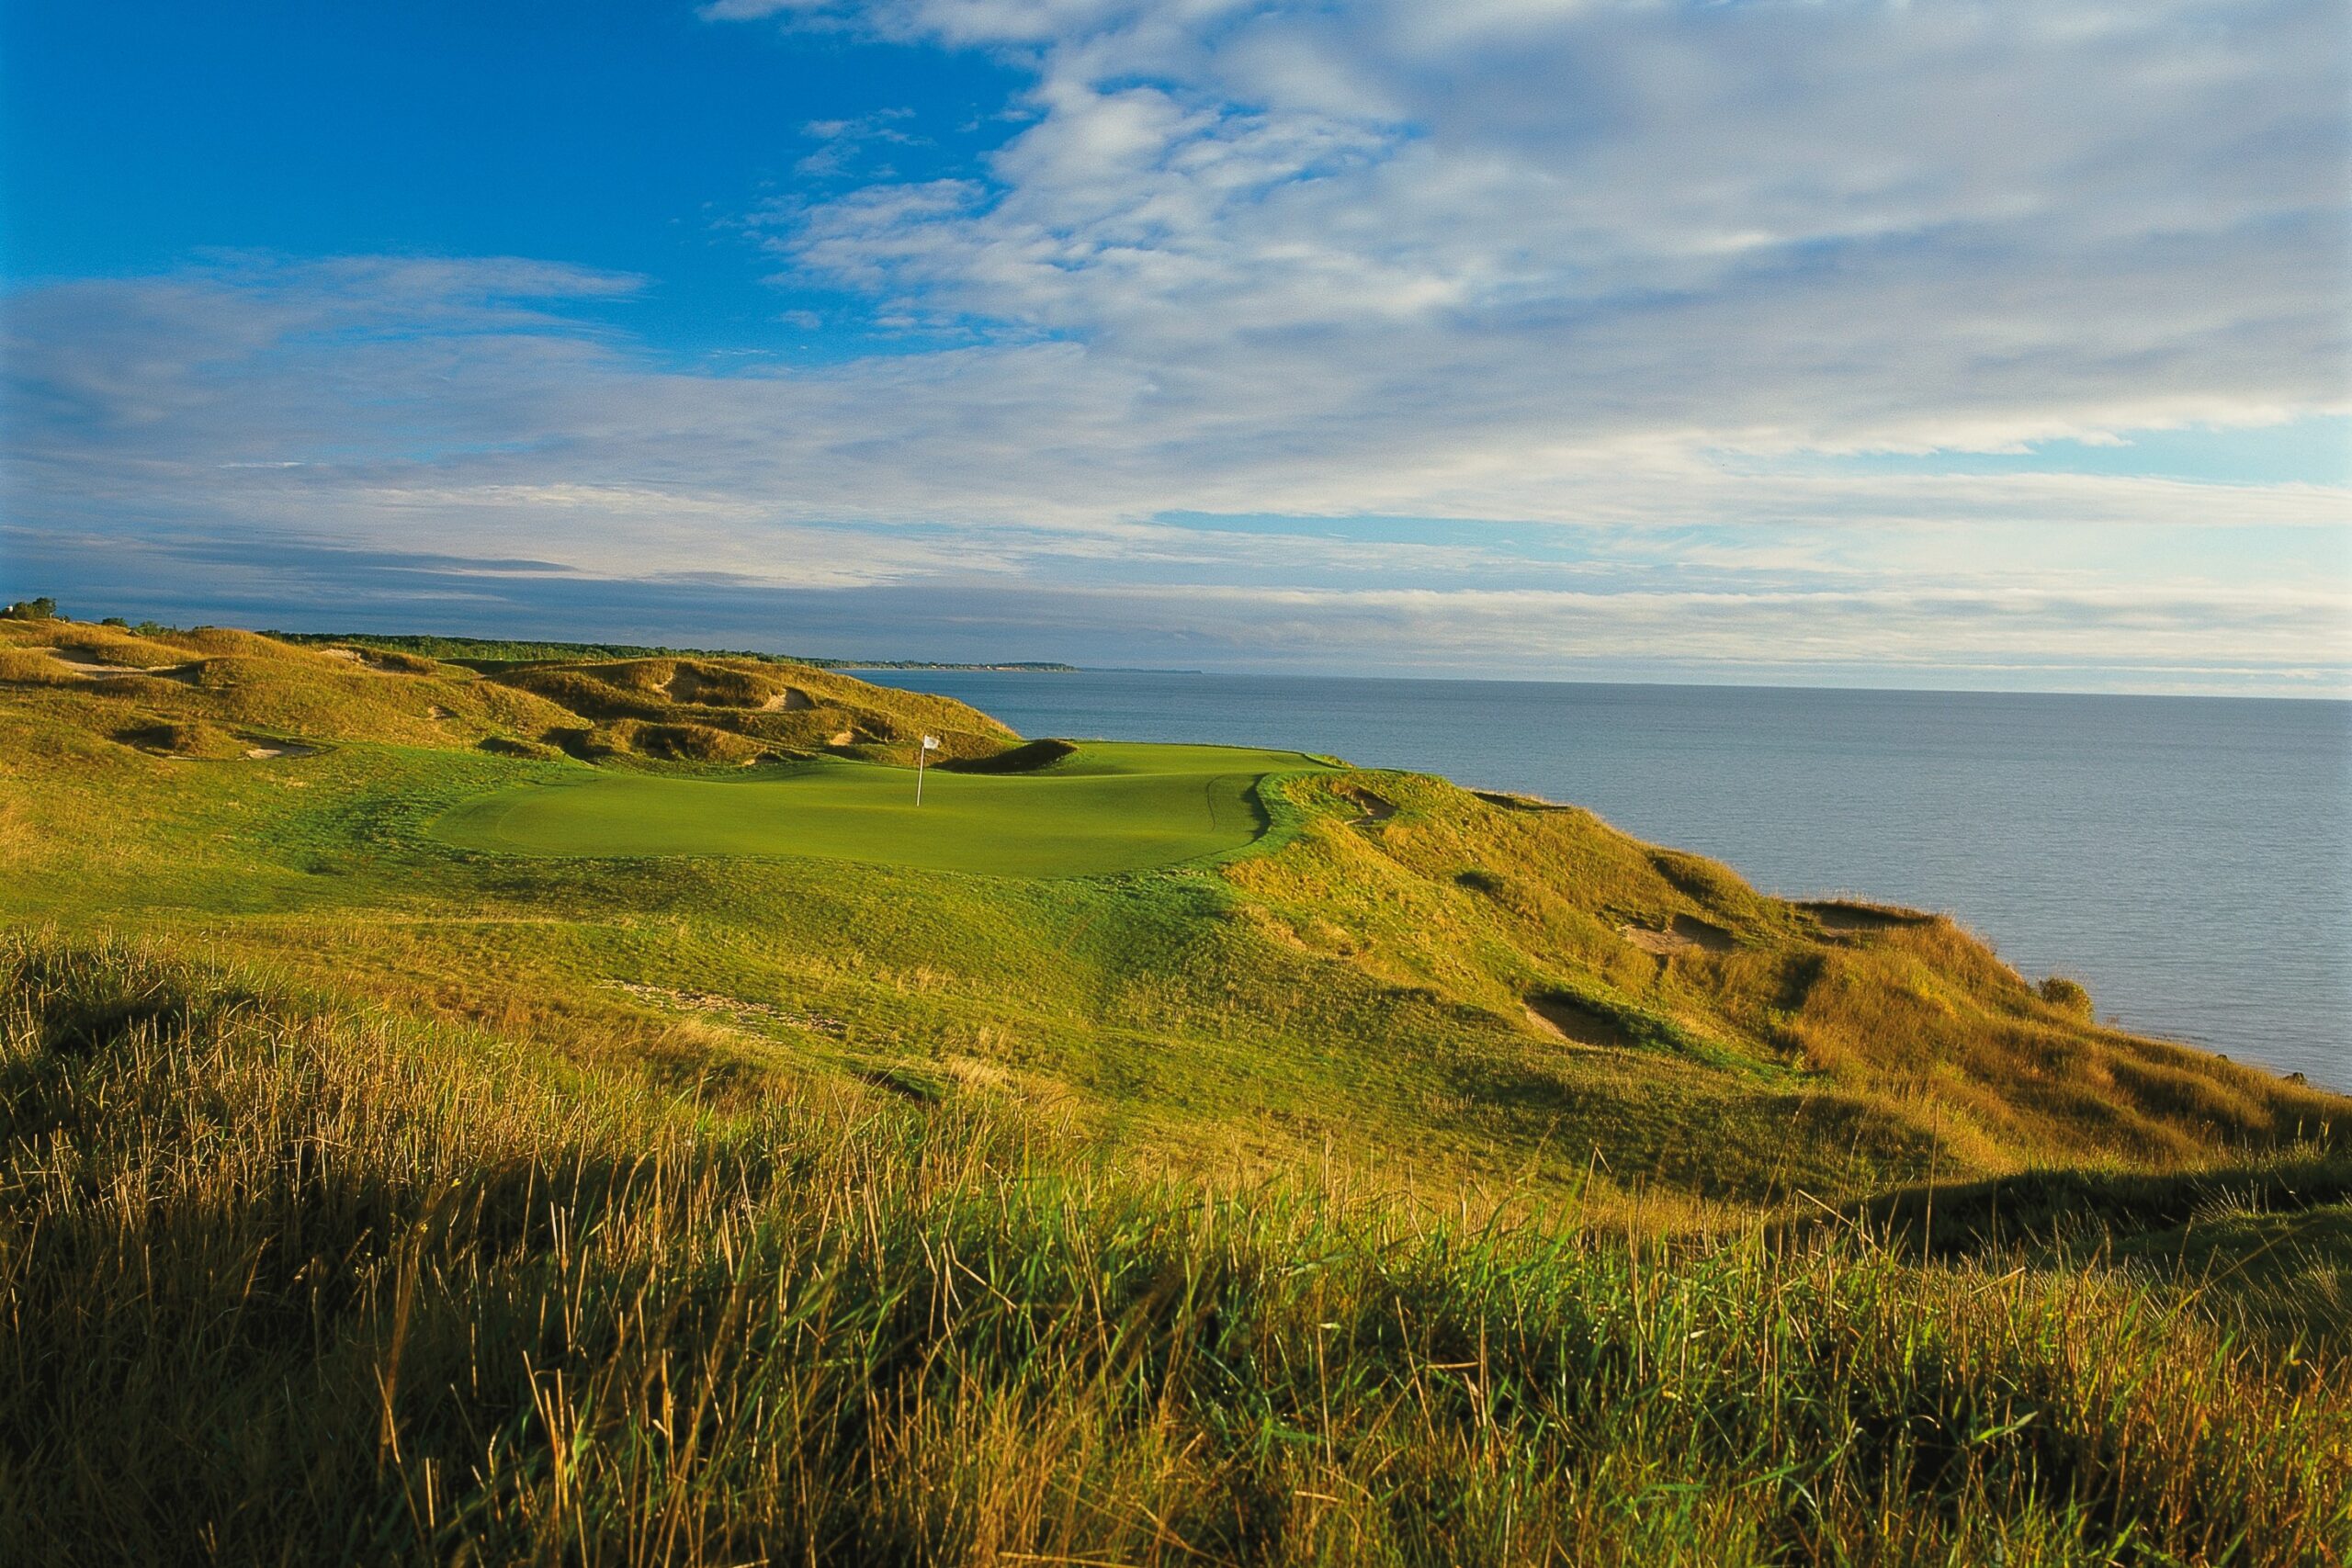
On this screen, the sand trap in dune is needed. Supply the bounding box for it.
[243,743,322,761]
[1621,915,1736,955]
[31,649,201,683]
[662,665,810,709]
[1801,899,1928,934]
[1523,996,1620,1050]
[1475,789,1569,812]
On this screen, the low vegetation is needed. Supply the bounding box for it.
[0,615,2345,1562]
[4,939,2344,1565]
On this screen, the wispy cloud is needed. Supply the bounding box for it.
[6,3,2346,689]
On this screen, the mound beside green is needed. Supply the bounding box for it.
[433,742,1318,876]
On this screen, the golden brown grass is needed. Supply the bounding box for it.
[2,935,2345,1565]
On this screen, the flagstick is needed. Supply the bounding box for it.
[915,733,938,805]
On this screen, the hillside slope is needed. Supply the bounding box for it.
[0,616,2340,1210]
[0,617,1012,765]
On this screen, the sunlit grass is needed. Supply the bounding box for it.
[4,937,2343,1565]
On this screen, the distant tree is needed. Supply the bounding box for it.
[2,596,58,621]
[100,616,129,627]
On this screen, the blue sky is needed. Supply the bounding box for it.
[4,0,2346,691]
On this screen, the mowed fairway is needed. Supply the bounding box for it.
[431,740,1326,876]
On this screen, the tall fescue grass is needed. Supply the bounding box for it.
[3,935,2344,1566]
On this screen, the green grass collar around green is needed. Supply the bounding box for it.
[429,741,1330,877]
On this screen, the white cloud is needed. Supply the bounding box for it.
[6,3,2347,687]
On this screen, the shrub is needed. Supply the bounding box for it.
[2039,975,2095,1019]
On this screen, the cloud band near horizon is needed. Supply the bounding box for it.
[5,1,2346,691]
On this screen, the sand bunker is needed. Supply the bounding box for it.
[243,743,321,761]
[1475,789,1569,812]
[605,979,845,1037]
[1620,915,1736,956]
[1338,784,1396,826]
[427,705,454,719]
[1523,995,1623,1050]
[32,649,200,683]
[1801,899,1928,934]
[763,688,813,710]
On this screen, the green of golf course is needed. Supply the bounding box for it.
[431,740,1328,876]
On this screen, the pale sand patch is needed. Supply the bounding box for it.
[827,729,856,747]
[243,743,322,761]
[427,705,454,719]
[1801,899,1928,934]
[322,647,365,662]
[1620,915,1736,955]
[663,665,710,703]
[605,979,846,1037]
[30,649,201,683]
[762,688,813,710]
[1337,784,1396,826]
[1475,789,1570,812]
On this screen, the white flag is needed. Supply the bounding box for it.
[922,735,939,750]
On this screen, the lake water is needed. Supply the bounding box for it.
[858,671,2352,1089]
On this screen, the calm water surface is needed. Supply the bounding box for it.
[861,671,2352,1089]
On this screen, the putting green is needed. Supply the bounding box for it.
[431,741,1326,877]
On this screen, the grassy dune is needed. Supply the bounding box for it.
[2,616,2347,1562]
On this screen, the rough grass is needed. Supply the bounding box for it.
[0,619,1015,765]
[1,617,2341,1206]
[1827,1156,2352,1357]
[490,658,1017,762]
[111,716,250,759]
[3,936,2345,1566]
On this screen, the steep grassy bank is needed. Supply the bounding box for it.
[5,939,2344,1566]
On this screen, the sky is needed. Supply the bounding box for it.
[3,0,2347,690]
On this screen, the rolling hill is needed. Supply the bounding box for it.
[1,614,2344,1564]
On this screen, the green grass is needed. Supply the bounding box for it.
[430,741,1323,877]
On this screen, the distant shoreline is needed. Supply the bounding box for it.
[847,664,1206,675]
